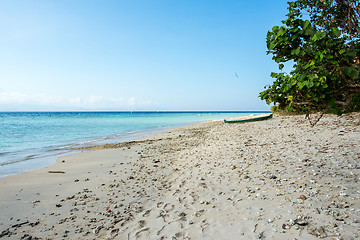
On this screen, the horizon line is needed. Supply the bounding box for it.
[0,110,271,113]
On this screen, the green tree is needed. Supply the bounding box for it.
[260,0,360,117]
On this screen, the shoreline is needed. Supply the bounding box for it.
[0,112,262,179]
[0,122,205,179]
[0,113,359,239]
[0,122,184,179]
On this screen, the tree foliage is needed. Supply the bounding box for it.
[260,0,360,115]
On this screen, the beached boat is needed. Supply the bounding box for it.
[224,113,273,123]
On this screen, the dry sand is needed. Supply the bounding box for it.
[0,113,359,240]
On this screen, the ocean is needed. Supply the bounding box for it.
[0,111,268,178]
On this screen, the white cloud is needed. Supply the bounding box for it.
[0,89,155,110]
[0,89,61,105]
[68,95,126,108]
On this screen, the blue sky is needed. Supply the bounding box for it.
[0,0,289,111]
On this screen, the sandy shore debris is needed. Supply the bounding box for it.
[0,113,359,240]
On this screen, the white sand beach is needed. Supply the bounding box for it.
[0,113,359,240]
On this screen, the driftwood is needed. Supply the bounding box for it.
[48,171,65,174]
[305,112,325,127]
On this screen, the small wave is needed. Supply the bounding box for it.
[52,145,72,151]
[0,152,10,156]
[0,154,37,166]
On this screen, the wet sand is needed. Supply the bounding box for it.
[0,113,359,239]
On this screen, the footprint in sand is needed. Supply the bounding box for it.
[157,202,164,208]
[163,203,175,212]
[142,209,151,217]
[138,220,146,228]
[135,227,150,238]
[195,209,206,217]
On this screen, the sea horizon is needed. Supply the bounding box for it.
[0,110,270,113]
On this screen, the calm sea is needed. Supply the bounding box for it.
[0,111,268,177]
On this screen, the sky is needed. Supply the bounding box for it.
[0,0,290,111]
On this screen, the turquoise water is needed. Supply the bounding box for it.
[0,111,268,177]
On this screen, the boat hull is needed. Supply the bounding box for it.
[224,113,273,123]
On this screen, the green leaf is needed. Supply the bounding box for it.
[287,104,293,112]
[277,26,287,36]
[303,20,310,30]
[272,26,279,32]
[319,76,326,84]
[290,27,299,33]
[268,41,277,50]
[298,74,305,81]
[305,27,313,36]
[291,47,301,56]
[331,27,341,38]
[306,81,314,88]
[339,49,346,54]
[311,31,326,41]
[279,64,284,70]
[297,82,305,89]
[311,35,318,41]
[343,67,359,79]
[319,31,327,39]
